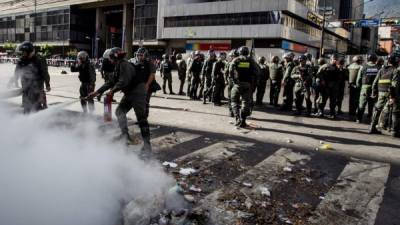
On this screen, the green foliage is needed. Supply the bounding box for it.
[3,41,17,52]
[66,48,78,58]
[39,44,54,58]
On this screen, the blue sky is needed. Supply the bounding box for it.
[364,0,400,18]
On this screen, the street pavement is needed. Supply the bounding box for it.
[0,63,399,225]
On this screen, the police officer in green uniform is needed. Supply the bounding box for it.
[201,51,217,104]
[226,49,239,117]
[89,47,152,152]
[160,54,175,94]
[269,56,283,107]
[186,51,195,97]
[369,54,400,137]
[347,56,364,117]
[312,58,326,114]
[291,55,312,116]
[281,52,295,111]
[211,52,226,106]
[336,58,348,115]
[188,51,203,100]
[176,53,187,95]
[316,54,340,118]
[255,56,270,106]
[356,54,379,123]
[230,46,258,127]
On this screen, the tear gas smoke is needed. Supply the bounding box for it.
[0,102,176,225]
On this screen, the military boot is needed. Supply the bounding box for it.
[369,110,382,134]
[391,113,400,137]
[356,109,364,123]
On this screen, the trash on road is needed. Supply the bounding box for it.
[286,138,293,143]
[283,167,292,172]
[162,161,178,168]
[189,185,202,193]
[259,187,271,197]
[320,144,333,150]
[179,168,197,176]
[242,182,253,188]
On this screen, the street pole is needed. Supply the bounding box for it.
[319,0,326,58]
[34,0,37,42]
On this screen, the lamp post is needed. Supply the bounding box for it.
[319,0,327,58]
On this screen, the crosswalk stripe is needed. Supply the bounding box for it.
[176,140,254,163]
[309,159,390,225]
[151,131,201,153]
[199,148,311,224]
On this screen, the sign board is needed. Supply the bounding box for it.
[281,40,308,53]
[359,19,380,27]
[381,18,400,27]
[307,12,323,27]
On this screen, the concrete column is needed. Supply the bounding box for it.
[95,7,106,58]
[122,3,133,58]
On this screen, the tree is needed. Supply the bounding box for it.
[39,44,54,58]
[66,49,78,59]
[3,41,16,53]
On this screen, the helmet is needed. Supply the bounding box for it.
[258,56,266,64]
[298,55,308,62]
[388,54,399,65]
[103,49,112,59]
[272,55,280,63]
[16,41,34,54]
[109,47,126,60]
[229,49,239,57]
[305,53,312,61]
[136,47,149,58]
[194,50,201,56]
[331,54,339,61]
[208,51,216,58]
[218,52,226,60]
[176,53,183,60]
[377,57,384,65]
[283,52,294,60]
[318,58,326,65]
[367,54,378,62]
[77,51,89,61]
[352,55,363,63]
[338,57,346,65]
[238,46,250,56]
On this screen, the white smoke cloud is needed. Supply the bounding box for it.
[0,102,175,225]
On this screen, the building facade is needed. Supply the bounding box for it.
[0,0,350,59]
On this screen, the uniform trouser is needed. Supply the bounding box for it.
[162,73,173,93]
[336,82,345,112]
[213,79,225,104]
[295,85,312,114]
[186,73,192,96]
[227,79,234,114]
[178,73,186,94]
[116,83,150,144]
[318,83,338,115]
[349,85,360,116]
[256,81,267,104]
[190,75,201,99]
[282,81,294,110]
[22,86,42,114]
[358,86,375,118]
[203,77,213,102]
[145,90,152,118]
[231,82,252,120]
[312,87,320,113]
[80,83,94,113]
[269,80,281,106]
[371,93,389,131]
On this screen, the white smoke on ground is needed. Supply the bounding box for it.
[0,102,176,225]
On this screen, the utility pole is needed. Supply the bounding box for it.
[34,0,37,42]
[319,0,326,58]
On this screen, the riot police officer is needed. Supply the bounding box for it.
[347,56,364,117]
[201,51,217,104]
[160,54,174,94]
[12,41,51,113]
[211,52,226,106]
[269,56,283,107]
[356,54,379,123]
[255,56,270,106]
[188,51,203,100]
[89,47,152,152]
[71,51,96,113]
[226,49,239,116]
[176,53,187,95]
[291,55,312,116]
[369,54,400,137]
[281,52,296,111]
[230,46,259,127]
[312,58,326,114]
[337,58,348,115]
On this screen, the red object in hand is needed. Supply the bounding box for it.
[104,94,112,122]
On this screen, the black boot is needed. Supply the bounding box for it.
[391,113,400,137]
[356,109,364,123]
[369,110,382,134]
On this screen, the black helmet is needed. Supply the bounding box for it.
[136,47,149,58]
[305,53,312,61]
[298,54,308,62]
[272,55,280,63]
[109,47,126,60]
[16,41,34,54]
[162,54,169,59]
[238,46,250,56]
[318,58,326,65]
[352,55,363,63]
[388,54,399,65]
[229,49,239,58]
[218,52,226,60]
[367,54,378,62]
[77,51,89,61]
[176,53,183,60]
[331,54,339,61]
[377,57,384,65]
[258,56,266,63]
